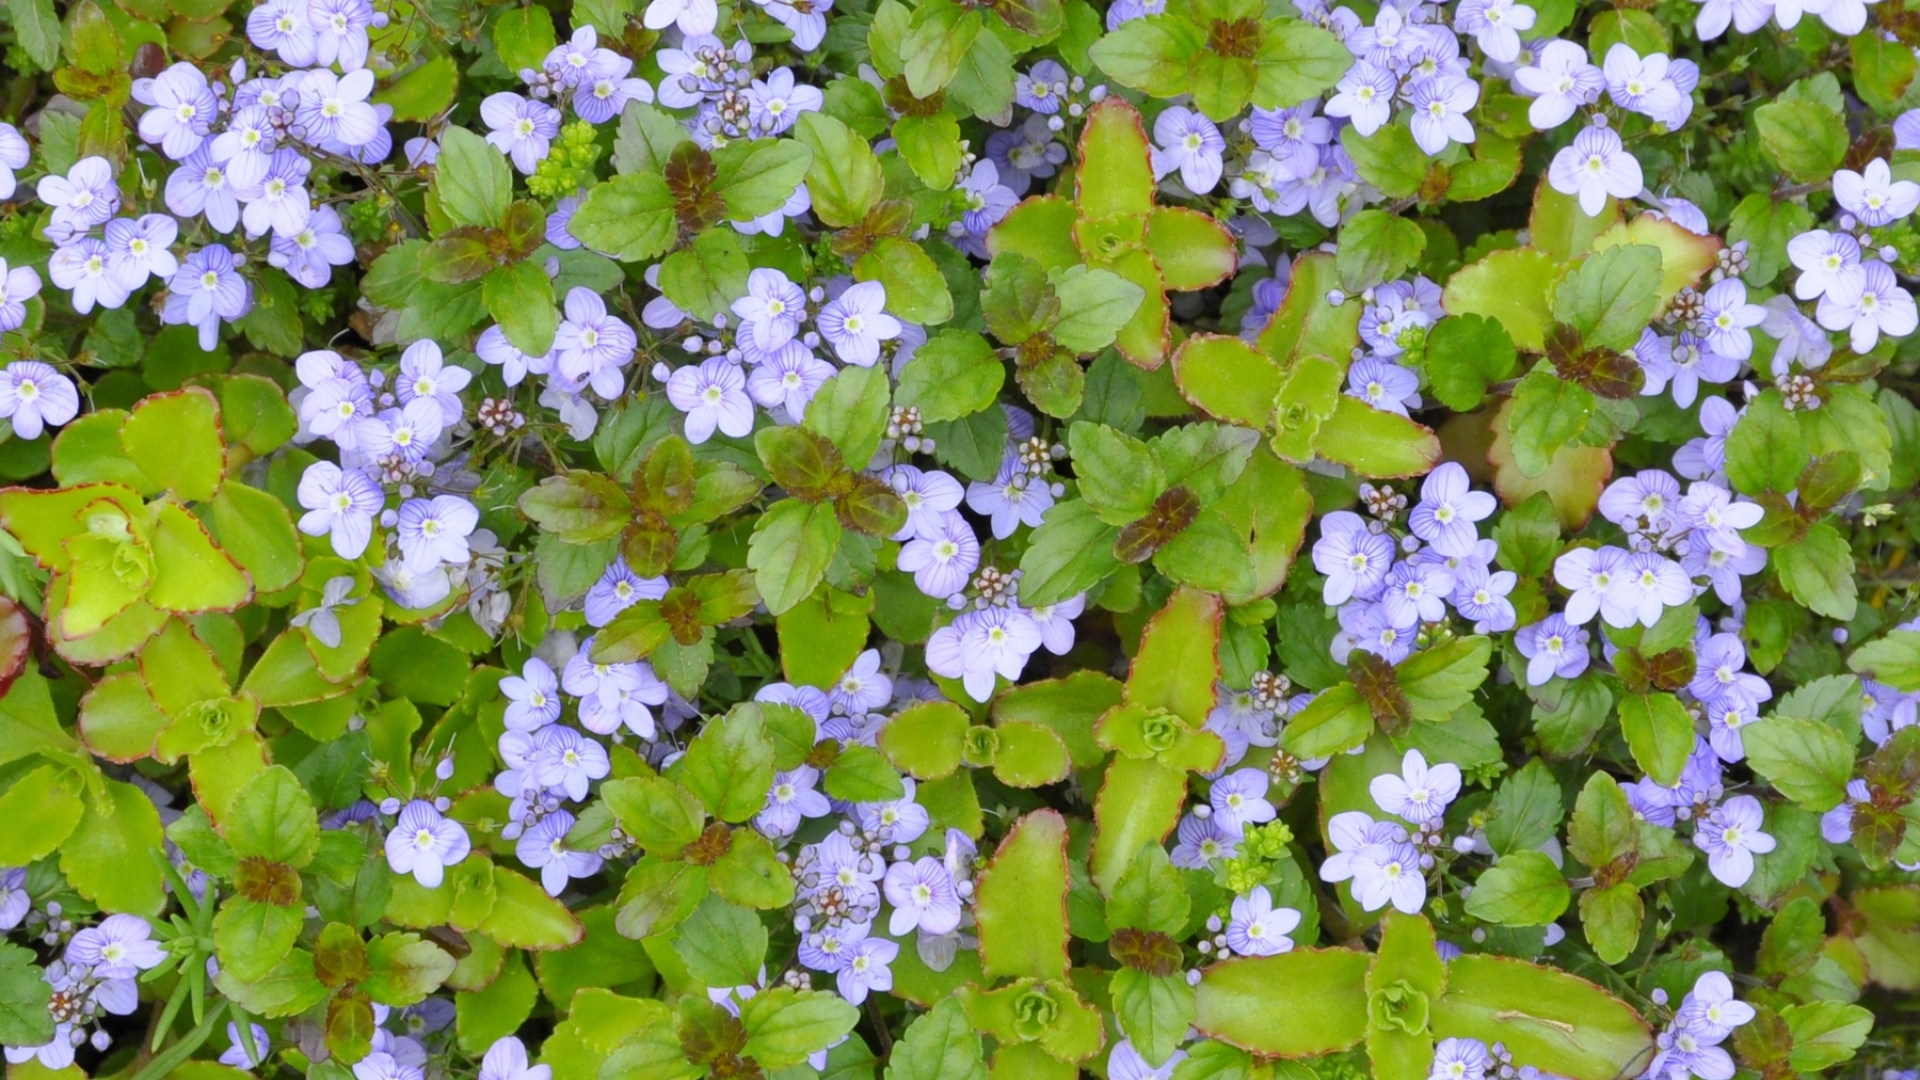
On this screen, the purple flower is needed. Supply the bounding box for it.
[1381,560,1454,628]
[516,810,603,895]
[1151,106,1226,194]
[1549,123,1643,216]
[1706,699,1755,764]
[643,0,718,35]
[248,0,318,66]
[397,495,479,572]
[1606,552,1693,628]
[1599,469,1681,538]
[477,324,553,387]
[831,649,893,715]
[733,268,807,353]
[746,340,834,418]
[532,726,611,801]
[816,281,901,366]
[162,244,252,350]
[1210,768,1278,835]
[310,0,375,71]
[1313,511,1395,604]
[241,148,313,238]
[1516,614,1591,685]
[757,766,832,839]
[574,55,654,125]
[1457,0,1536,61]
[385,800,472,888]
[1674,972,1755,1043]
[1818,259,1918,354]
[166,147,242,233]
[1693,794,1774,888]
[882,856,962,936]
[104,214,180,290]
[49,238,131,314]
[354,1052,424,1080]
[1681,531,1765,606]
[1554,545,1629,626]
[1340,601,1415,664]
[1320,810,1409,884]
[1409,75,1479,155]
[0,362,79,441]
[38,156,119,234]
[836,936,897,1005]
[925,605,1041,702]
[747,67,821,136]
[138,64,217,160]
[552,287,637,398]
[1677,482,1762,556]
[0,259,40,333]
[1027,593,1084,655]
[586,558,669,627]
[219,1023,273,1069]
[395,339,471,427]
[897,510,979,599]
[1347,357,1420,415]
[765,0,833,49]
[482,93,562,174]
[1409,463,1496,557]
[66,914,165,978]
[502,658,562,732]
[1371,748,1461,824]
[0,123,24,201]
[297,68,382,148]
[955,159,1018,241]
[857,777,931,843]
[479,1036,550,1080]
[1452,565,1517,632]
[1015,60,1068,113]
[884,465,964,541]
[1226,885,1301,957]
[1326,61,1396,136]
[1835,158,1920,227]
[1788,230,1864,303]
[1603,45,1682,119]
[565,644,670,738]
[965,455,1053,540]
[1352,838,1427,914]
[1675,397,1738,480]
[1696,279,1765,360]
[365,399,444,463]
[1432,1037,1491,1080]
[1249,103,1330,179]
[296,460,384,559]
[1171,814,1240,868]
[665,357,754,443]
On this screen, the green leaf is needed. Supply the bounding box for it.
[204,483,304,595]
[1425,315,1517,412]
[1088,13,1197,99]
[492,6,556,76]
[483,260,558,358]
[1431,955,1652,1080]
[456,953,538,1054]
[1725,390,1810,495]
[1336,210,1428,293]
[1507,369,1597,479]
[1106,841,1189,935]
[1578,883,1642,965]
[794,113,883,227]
[822,743,907,802]
[214,898,307,982]
[672,895,768,989]
[1017,499,1121,607]
[1396,635,1492,724]
[1756,99,1849,184]
[1851,630,1920,692]
[602,776,706,853]
[900,1,981,97]
[1782,1001,1874,1073]
[1282,682,1374,759]
[7,0,59,70]
[1617,692,1694,787]
[748,500,842,617]
[1441,248,1556,352]
[679,704,778,823]
[0,943,53,1047]
[1552,244,1663,352]
[1743,715,1855,811]
[897,331,1005,423]
[570,173,679,263]
[0,764,83,866]
[1070,422,1164,525]
[122,388,226,502]
[374,56,458,122]
[853,238,954,326]
[434,127,511,229]
[894,112,966,190]
[1484,758,1565,858]
[1775,522,1856,621]
[804,364,892,467]
[975,809,1070,981]
[479,867,586,950]
[884,998,987,1080]
[1340,122,1427,201]
[1465,851,1570,926]
[740,988,861,1070]
[1567,771,1638,871]
[1192,949,1372,1057]
[1050,266,1147,354]
[1252,17,1351,109]
[880,701,970,779]
[1113,969,1197,1068]
[61,778,166,914]
[614,102,692,175]
[710,829,797,910]
[226,765,321,868]
[1727,195,1814,289]
[713,139,814,220]
[364,932,457,1006]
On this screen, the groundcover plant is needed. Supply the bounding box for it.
[5,0,1920,1076]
